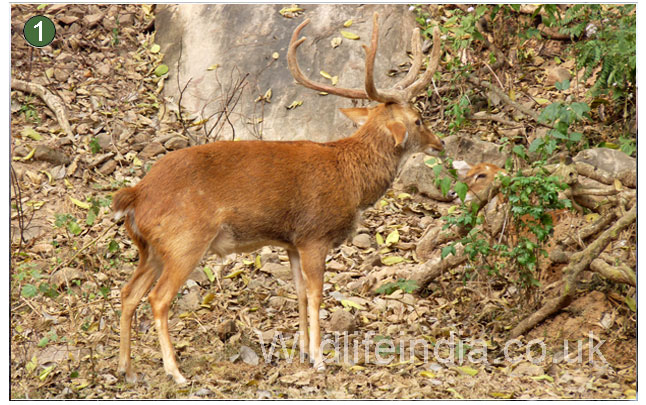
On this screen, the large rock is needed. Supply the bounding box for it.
[155,5,418,142]
[573,148,635,178]
[394,153,453,201]
[443,135,507,168]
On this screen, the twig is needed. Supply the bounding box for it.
[11,79,74,137]
[510,205,636,338]
[51,222,117,274]
[467,75,551,128]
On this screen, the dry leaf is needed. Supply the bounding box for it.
[331,37,342,48]
[340,31,360,40]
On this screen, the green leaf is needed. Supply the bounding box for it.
[555,79,570,91]
[381,256,404,266]
[570,102,590,119]
[37,4,48,10]
[150,44,161,53]
[385,230,399,245]
[21,127,42,140]
[376,233,385,246]
[528,138,544,153]
[438,177,452,197]
[68,221,82,235]
[203,266,215,283]
[341,300,366,311]
[512,145,527,159]
[38,336,50,347]
[39,365,55,381]
[441,245,456,259]
[625,296,636,312]
[154,64,169,77]
[22,284,38,298]
[454,181,468,202]
[86,209,96,226]
[108,240,119,253]
[455,366,479,376]
[340,31,360,40]
[26,355,38,373]
[531,374,554,382]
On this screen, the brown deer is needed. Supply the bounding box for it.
[113,13,443,384]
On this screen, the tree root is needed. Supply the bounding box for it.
[11,79,73,137]
[510,205,636,338]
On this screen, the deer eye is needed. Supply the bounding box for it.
[475,173,487,180]
[415,119,422,126]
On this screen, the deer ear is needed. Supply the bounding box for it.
[386,121,408,147]
[452,160,472,179]
[340,107,370,125]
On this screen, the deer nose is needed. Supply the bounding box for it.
[447,190,457,200]
[441,139,445,147]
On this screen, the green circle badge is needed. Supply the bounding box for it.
[23,15,56,47]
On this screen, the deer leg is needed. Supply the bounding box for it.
[298,243,328,371]
[287,248,309,357]
[118,247,162,383]
[147,251,203,385]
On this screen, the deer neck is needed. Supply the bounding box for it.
[336,123,403,209]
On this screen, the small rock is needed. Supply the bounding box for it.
[510,361,544,377]
[32,243,54,255]
[187,267,209,284]
[239,345,259,366]
[96,63,111,76]
[261,263,292,281]
[164,136,189,150]
[216,319,236,341]
[176,289,201,312]
[34,145,70,166]
[352,233,372,249]
[53,68,70,83]
[546,66,571,86]
[268,296,293,309]
[100,373,117,385]
[57,15,79,25]
[50,267,85,288]
[194,388,213,397]
[328,309,356,333]
[56,52,74,63]
[326,259,345,272]
[119,13,134,26]
[138,142,166,159]
[84,13,104,27]
[95,133,112,150]
[260,251,280,265]
[98,160,117,176]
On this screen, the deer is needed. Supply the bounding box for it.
[112,12,444,385]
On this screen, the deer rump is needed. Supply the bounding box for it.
[114,140,364,256]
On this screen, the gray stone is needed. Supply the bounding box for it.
[443,135,507,168]
[156,4,419,142]
[574,148,635,178]
[394,153,451,201]
[177,289,201,312]
[261,262,292,281]
[352,233,372,249]
[34,145,71,166]
[164,136,189,150]
[96,133,112,149]
[546,66,571,86]
[328,309,356,333]
[138,142,166,159]
[98,159,117,175]
[50,267,85,288]
[239,345,259,365]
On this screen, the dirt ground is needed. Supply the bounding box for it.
[10,4,636,399]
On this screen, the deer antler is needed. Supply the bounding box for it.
[288,13,443,104]
[288,19,369,99]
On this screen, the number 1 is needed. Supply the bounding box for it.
[34,20,42,42]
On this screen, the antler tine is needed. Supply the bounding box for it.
[405,26,442,99]
[393,27,423,91]
[287,18,369,99]
[363,13,406,104]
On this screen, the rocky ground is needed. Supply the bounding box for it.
[10,4,635,399]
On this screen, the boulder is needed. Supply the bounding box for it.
[155,4,418,142]
[443,135,507,168]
